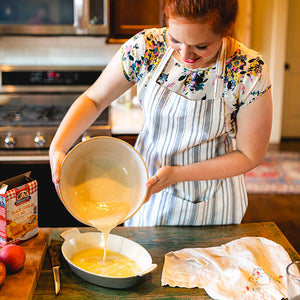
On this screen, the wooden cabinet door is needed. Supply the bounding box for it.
[282,0,300,138]
[109,0,165,43]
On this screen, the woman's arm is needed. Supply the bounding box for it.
[49,49,134,186]
[146,89,273,200]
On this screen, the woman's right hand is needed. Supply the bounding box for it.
[49,147,66,196]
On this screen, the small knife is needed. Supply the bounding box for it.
[48,240,61,295]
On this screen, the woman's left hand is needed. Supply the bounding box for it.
[144,165,180,202]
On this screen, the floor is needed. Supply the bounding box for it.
[242,139,300,253]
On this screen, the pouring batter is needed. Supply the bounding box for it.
[71,157,131,260]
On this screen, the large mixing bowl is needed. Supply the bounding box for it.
[59,136,149,226]
[61,228,157,289]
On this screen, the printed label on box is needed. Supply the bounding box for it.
[0,174,38,247]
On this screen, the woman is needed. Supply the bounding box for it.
[50,0,272,226]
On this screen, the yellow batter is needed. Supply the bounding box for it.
[71,157,132,261]
[72,157,132,206]
[70,248,142,277]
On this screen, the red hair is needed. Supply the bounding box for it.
[164,0,238,36]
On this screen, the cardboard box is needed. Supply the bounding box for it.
[0,172,38,247]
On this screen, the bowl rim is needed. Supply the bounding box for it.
[58,136,149,225]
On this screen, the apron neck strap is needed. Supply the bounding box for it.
[214,38,227,99]
[216,38,227,76]
[152,47,174,82]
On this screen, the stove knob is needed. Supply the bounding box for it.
[81,133,91,142]
[4,134,16,149]
[34,133,47,147]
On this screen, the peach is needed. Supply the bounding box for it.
[0,244,26,273]
[0,261,6,285]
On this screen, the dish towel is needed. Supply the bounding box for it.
[162,237,291,300]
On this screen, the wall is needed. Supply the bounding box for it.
[250,0,273,66]
[0,35,120,66]
[234,0,252,47]
[250,0,288,143]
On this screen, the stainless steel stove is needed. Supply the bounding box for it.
[0,66,111,160]
[0,66,111,227]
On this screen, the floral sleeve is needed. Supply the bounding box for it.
[120,28,167,83]
[229,46,271,108]
[224,45,272,136]
[120,30,146,83]
[239,55,271,107]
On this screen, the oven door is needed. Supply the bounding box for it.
[0,0,109,35]
[0,158,85,227]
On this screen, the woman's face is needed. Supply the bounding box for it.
[167,18,223,69]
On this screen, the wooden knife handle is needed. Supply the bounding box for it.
[48,240,61,267]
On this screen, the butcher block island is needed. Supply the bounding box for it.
[28,222,299,299]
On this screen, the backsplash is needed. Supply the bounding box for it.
[0,36,120,66]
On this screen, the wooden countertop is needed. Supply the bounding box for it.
[110,102,143,135]
[34,222,300,299]
[0,228,51,300]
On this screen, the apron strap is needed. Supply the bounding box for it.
[152,47,174,82]
[214,38,227,99]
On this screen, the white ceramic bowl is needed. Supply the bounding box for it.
[59,136,148,226]
[61,228,157,289]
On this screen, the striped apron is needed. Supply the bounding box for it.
[124,39,248,226]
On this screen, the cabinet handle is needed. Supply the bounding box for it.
[284,62,290,70]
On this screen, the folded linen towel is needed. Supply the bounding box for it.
[162,237,291,300]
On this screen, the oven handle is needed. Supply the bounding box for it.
[0,155,49,163]
[73,0,89,34]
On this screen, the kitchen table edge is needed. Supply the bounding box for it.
[34,222,300,299]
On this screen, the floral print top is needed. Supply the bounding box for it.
[120,27,271,136]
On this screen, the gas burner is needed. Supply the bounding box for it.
[0,103,109,127]
[0,104,69,126]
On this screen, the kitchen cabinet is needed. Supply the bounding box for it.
[113,134,138,146]
[108,0,165,43]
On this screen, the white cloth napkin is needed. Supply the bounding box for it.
[162,237,291,300]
